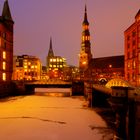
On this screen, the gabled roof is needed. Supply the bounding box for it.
[90,55,124,69]
[135,9,140,19]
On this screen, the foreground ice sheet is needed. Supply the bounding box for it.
[0,95,113,140]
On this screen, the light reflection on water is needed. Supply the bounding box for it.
[35,92,71,97]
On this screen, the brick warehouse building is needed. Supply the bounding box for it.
[124,9,140,86]
[0,0,14,81]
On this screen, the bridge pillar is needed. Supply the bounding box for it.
[84,81,93,107]
[108,86,130,140]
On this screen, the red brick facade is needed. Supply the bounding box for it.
[124,9,140,86]
[0,0,14,81]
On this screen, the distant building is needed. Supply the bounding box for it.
[79,5,92,72]
[46,38,67,79]
[13,55,41,81]
[41,66,49,80]
[90,55,124,84]
[124,9,140,86]
[0,0,14,81]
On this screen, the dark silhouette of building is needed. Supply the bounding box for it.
[124,9,140,86]
[90,55,124,83]
[79,5,92,71]
[0,0,14,81]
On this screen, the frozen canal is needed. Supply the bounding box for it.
[0,94,113,140]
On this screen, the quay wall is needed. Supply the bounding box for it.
[0,81,18,97]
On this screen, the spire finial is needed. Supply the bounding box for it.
[83,4,89,25]
[85,4,87,12]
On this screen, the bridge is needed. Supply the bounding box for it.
[91,78,140,140]
[24,79,72,96]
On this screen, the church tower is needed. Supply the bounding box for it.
[46,37,54,70]
[79,5,92,71]
[0,0,14,81]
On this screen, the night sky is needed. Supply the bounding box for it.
[0,0,140,66]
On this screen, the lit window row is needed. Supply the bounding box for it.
[49,65,63,68]
[50,58,63,62]
[82,36,90,41]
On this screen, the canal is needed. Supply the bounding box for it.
[0,93,113,140]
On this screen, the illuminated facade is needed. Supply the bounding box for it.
[46,38,67,78]
[79,5,92,71]
[0,0,14,81]
[13,55,41,81]
[124,9,140,86]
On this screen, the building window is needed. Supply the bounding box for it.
[127,35,130,41]
[3,51,6,59]
[127,52,130,59]
[132,40,136,46]
[132,31,136,37]
[132,50,135,57]
[127,43,130,49]
[127,62,130,69]
[4,42,6,48]
[3,62,6,70]
[82,36,84,41]
[3,32,6,39]
[132,72,136,81]
[132,60,136,69]
[2,73,6,81]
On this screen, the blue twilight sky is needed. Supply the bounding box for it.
[0,0,140,66]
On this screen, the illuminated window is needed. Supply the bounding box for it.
[28,62,31,65]
[53,59,56,62]
[128,62,130,68]
[24,65,27,69]
[53,65,56,68]
[3,51,6,59]
[31,65,34,69]
[82,36,84,41]
[3,62,6,70]
[50,59,53,62]
[88,36,90,40]
[2,73,6,81]
[50,65,52,67]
